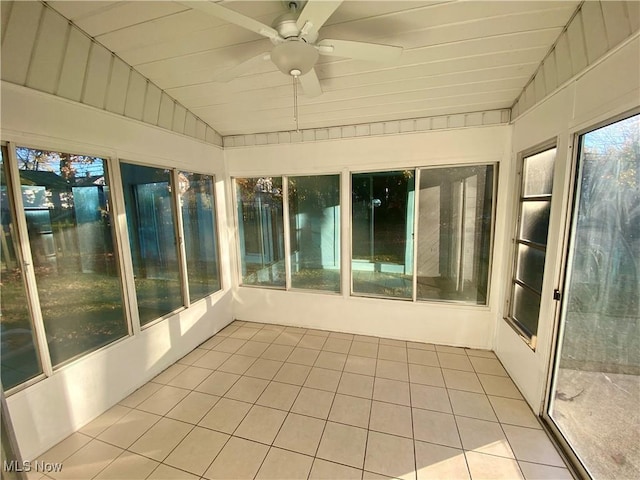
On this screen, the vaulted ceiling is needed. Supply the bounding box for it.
[47,1,580,136]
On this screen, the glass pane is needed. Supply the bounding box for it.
[288,175,340,292]
[16,147,127,366]
[351,171,413,299]
[523,147,556,197]
[179,172,220,301]
[236,177,285,287]
[512,283,541,338]
[549,114,640,479]
[416,165,494,304]
[121,163,182,324]
[515,243,546,293]
[520,200,550,245]
[1,148,42,388]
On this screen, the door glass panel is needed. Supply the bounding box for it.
[351,171,414,299]
[512,283,541,337]
[288,175,340,292]
[520,200,551,245]
[17,147,127,366]
[179,172,220,301]
[416,165,494,304]
[236,177,285,288]
[121,162,182,324]
[523,148,555,196]
[548,114,639,479]
[515,244,546,293]
[1,147,42,388]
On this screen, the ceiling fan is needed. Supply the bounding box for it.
[180,0,403,97]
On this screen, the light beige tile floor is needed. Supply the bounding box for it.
[35,321,573,480]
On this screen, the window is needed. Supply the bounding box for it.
[120,162,182,324]
[416,165,495,304]
[236,177,285,287]
[288,175,340,292]
[179,172,221,301]
[507,147,556,345]
[237,167,496,306]
[1,146,222,391]
[351,171,414,299]
[0,147,42,388]
[235,175,341,292]
[16,147,127,366]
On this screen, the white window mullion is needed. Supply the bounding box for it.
[231,178,247,287]
[6,142,53,377]
[282,176,292,291]
[109,158,141,336]
[412,168,421,303]
[341,169,351,297]
[172,169,190,307]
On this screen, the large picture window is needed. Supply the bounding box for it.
[237,167,496,306]
[236,177,285,288]
[288,175,340,292]
[416,165,495,304]
[179,172,221,301]
[120,163,182,324]
[16,147,127,366]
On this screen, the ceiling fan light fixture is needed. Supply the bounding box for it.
[271,40,319,76]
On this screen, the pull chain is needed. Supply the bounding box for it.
[292,75,300,132]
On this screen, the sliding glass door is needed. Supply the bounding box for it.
[547,113,639,479]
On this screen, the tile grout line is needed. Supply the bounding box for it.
[145,323,265,479]
[200,322,269,480]
[44,320,559,480]
[227,325,308,480]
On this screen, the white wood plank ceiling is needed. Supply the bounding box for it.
[46,1,580,136]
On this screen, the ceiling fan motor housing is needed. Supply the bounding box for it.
[273,14,300,40]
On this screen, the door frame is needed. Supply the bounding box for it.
[540,109,640,479]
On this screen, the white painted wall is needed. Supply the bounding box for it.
[1,82,234,460]
[225,125,512,348]
[494,35,640,411]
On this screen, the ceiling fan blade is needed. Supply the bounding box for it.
[179,1,281,41]
[299,69,322,98]
[212,52,271,82]
[317,39,403,62]
[296,0,342,38]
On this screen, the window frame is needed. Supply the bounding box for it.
[234,163,498,307]
[2,141,134,392]
[414,162,498,306]
[347,162,498,305]
[233,173,343,295]
[0,140,223,394]
[232,175,286,290]
[175,169,223,304]
[349,167,416,301]
[286,172,342,295]
[1,142,49,393]
[118,159,186,328]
